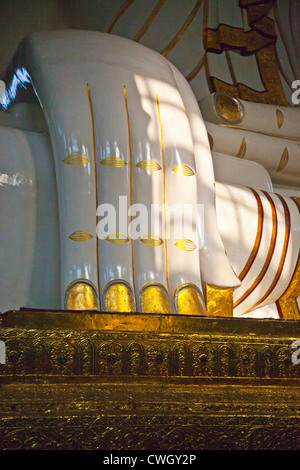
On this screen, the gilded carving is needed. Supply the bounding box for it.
[0,313,299,449]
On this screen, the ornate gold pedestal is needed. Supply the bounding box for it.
[0,309,299,450]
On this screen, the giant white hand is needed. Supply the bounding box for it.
[1,30,240,314]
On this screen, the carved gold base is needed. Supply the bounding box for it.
[0,309,299,450]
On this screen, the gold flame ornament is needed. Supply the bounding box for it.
[136,159,162,171]
[105,233,129,244]
[62,154,91,165]
[276,109,284,129]
[100,156,127,167]
[172,165,195,176]
[68,230,93,242]
[276,147,289,172]
[141,235,164,246]
[175,239,197,251]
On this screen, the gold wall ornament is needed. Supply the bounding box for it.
[161,0,203,57]
[100,156,127,167]
[103,280,135,312]
[214,93,245,124]
[206,285,234,317]
[65,280,99,310]
[175,239,197,252]
[62,153,91,165]
[133,0,166,42]
[68,230,93,242]
[276,109,284,129]
[276,147,289,172]
[140,235,164,246]
[186,52,208,83]
[136,159,161,171]
[235,138,247,159]
[205,24,275,56]
[139,283,171,314]
[105,233,129,244]
[172,165,195,176]
[175,284,207,316]
[202,0,290,107]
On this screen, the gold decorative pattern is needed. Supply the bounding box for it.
[161,0,203,57]
[136,159,161,171]
[140,235,163,247]
[215,93,244,123]
[134,0,166,42]
[238,188,264,281]
[66,281,98,310]
[105,233,129,244]
[206,285,233,317]
[100,156,127,167]
[62,154,91,165]
[276,109,284,129]
[276,197,300,320]
[175,284,207,316]
[106,0,135,33]
[205,24,275,55]
[273,1,298,81]
[202,0,291,106]
[68,230,93,242]
[140,283,171,314]
[276,147,289,172]
[244,194,291,314]
[1,311,300,450]
[221,125,300,143]
[234,191,278,309]
[235,138,247,159]
[103,281,135,313]
[175,239,197,251]
[172,165,195,176]
[186,52,207,83]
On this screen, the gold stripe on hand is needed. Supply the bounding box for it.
[156,94,169,292]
